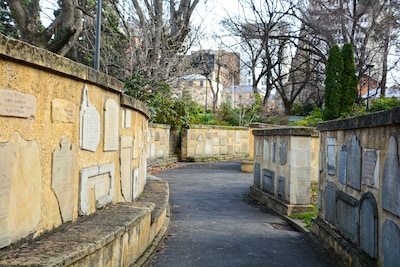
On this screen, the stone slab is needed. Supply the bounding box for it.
[362,149,379,188]
[338,144,347,184]
[382,220,400,266]
[80,86,100,152]
[346,135,361,190]
[382,136,400,217]
[120,136,133,202]
[279,141,287,165]
[261,169,275,193]
[254,163,260,187]
[263,138,269,162]
[326,138,336,176]
[336,191,359,243]
[277,176,285,200]
[104,98,119,151]
[271,143,276,162]
[0,89,36,118]
[51,98,76,123]
[325,181,336,224]
[52,137,76,222]
[359,193,377,258]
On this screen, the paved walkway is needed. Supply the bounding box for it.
[145,162,339,267]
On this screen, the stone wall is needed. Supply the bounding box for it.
[180,125,249,161]
[147,123,171,161]
[0,35,150,250]
[313,107,400,266]
[250,127,319,215]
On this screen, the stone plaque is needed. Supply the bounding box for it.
[254,163,261,187]
[120,136,133,202]
[346,135,362,190]
[359,193,377,258]
[338,144,347,184]
[326,138,337,176]
[382,136,400,217]
[255,139,261,157]
[263,138,269,162]
[133,168,139,199]
[325,181,336,224]
[236,131,241,143]
[262,169,275,193]
[79,86,100,152]
[336,191,359,243]
[0,132,41,248]
[271,142,276,163]
[0,89,36,118]
[383,220,400,266]
[279,141,287,165]
[205,140,212,155]
[104,98,119,151]
[123,109,131,129]
[79,163,115,215]
[362,149,379,188]
[51,98,76,123]
[277,176,285,200]
[52,137,76,222]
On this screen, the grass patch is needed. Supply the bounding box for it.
[289,205,318,229]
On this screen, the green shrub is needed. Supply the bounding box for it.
[370,97,400,112]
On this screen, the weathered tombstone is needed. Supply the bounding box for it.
[133,168,139,199]
[362,149,379,188]
[79,86,100,152]
[359,193,378,258]
[255,138,261,157]
[263,138,269,162]
[326,138,337,176]
[338,144,347,184]
[271,142,276,163]
[122,109,131,129]
[336,191,359,243]
[277,176,286,200]
[0,89,37,118]
[325,181,336,223]
[52,137,76,222]
[382,136,400,217]
[51,98,76,123]
[205,139,212,155]
[279,141,287,165]
[262,169,275,193]
[382,220,400,266]
[104,98,119,151]
[120,136,133,202]
[254,163,261,187]
[347,135,362,190]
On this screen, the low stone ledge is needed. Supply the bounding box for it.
[240,160,253,173]
[138,180,169,224]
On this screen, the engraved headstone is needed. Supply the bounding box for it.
[326,138,337,176]
[277,176,285,200]
[52,137,76,222]
[382,136,400,217]
[0,89,37,118]
[104,98,119,151]
[325,181,336,223]
[279,141,287,165]
[346,135,362,190]
[51,98,76,123]
[120,136,133,202]
[271,142,276,162]
[263,138,269,162]
[254,163,261,187]
[338,144,347,184]
[236,131,241,143]
[80,86,100,152]
[362,149,379,188]
[122,109,131,129]
[359,193,377,258]
[205,140,212,155]
[133,168,139,199]
[336,192,359,243]
[382,220,400,266]
[262,169,275,193]
[255,139,261,157]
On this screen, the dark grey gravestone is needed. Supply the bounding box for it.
[359,193,378,258]
[263,138,269,162]
[382,136,400,217]
[336,191,359,243]
[325,181,336,224]
[362,149,378,188]
[279,141,287,165]
[382,220,400,266]
[271,142,276,163]
[338,144,347,184]
[262,169,275,193]
[326,138,336,176]
[346,135,362,190]
[277,176,285,200]
[253,163,261,187]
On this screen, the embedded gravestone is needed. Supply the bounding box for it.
[236,131,241,143]
[255,138,261,157]
[120,136,133,202]
[279,141,287,165]
[325,181,336,223]
[122,109,131,129]
[205,139,212,155]
[79,86,100,152]
[52,137,76,222]
[262,169,275,193]
[254,163,261,187]
[338,144,347,184]
[0,132,41,248]
[104,98,119,151]
[326,138,337,176]
[271,142,276,163]
[133,168,139,199]
[263,138,269,162]
[277,176,286,200]
[382,220,400,266]
[0,89,37,118]
[79,163,115,215]
[346,135,361,190]
[359,193,378,258]
[362,149,379,188]
[382,136,400,217]
[336,191,359,243]
[51,98,76,123]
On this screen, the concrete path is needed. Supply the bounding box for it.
[145,162,339,267]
